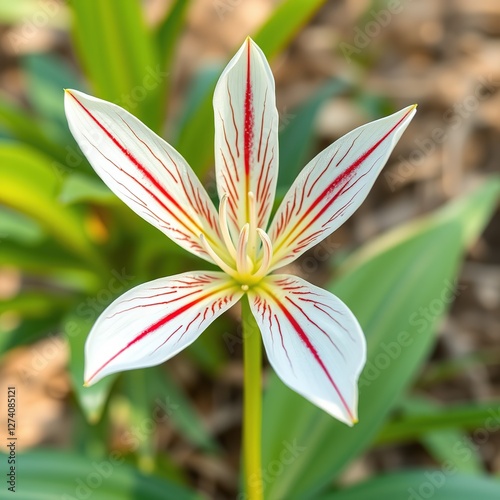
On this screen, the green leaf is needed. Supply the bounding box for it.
[0,143,104,270]
[1,449,200,499]
[389,396,484,474]
[0,239,100,292]
[0,207,44,244]
[262,178,500,499]
[175,0,328,175]
[64,310,117,424]
[60,173,116,205]
[70,0,164,130]
[0,316,59,357]
[0,292,70,317]
[252,0,327,59]
[376,399,500,446]
[154,366,219,452]
[0,96,69,164]
[319,471,500,500]
[278,78,350,190]
[22,53,83,142]
[154,0,189,116]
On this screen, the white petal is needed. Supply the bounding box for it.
[269,105,417,270]
[248,275,366,425]
[84,272,242,385]
[213,37,279,237]
[65,89,227,263]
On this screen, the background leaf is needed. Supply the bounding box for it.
[319,471,500,500]
[1,449,200,499]
[261,178,500,499]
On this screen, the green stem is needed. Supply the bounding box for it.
[241,296,263,500]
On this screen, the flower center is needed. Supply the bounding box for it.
[200,192,273,288]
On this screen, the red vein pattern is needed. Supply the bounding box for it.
[214,38,279,237]
[65,90,226,263]
[269,106,416,269]
[84,272,242,385]
[249,275,366,424]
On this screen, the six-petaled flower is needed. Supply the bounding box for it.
[65,37,416,425]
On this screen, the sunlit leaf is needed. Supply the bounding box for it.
[70,0,164,130]
[0,144,105,271]
[262,178,500,499]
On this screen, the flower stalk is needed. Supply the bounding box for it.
[242,296,263,500]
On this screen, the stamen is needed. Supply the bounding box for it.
[236,224,252,275]
[247,191,257,258]
[218,194,237,259]
[251,228,273,281]
[199,233,237,277]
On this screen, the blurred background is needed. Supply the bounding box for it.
[0,0,499,499]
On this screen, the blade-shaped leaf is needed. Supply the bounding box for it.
[319,471,500,500]
[376,399,500,446]
[389,396,484,474]
[22,53,83,141]
[262,177,500,499]
[0,143,104,270]
[154,0,189,117]
[65,310,118,424]
[277,78,350,191]
[0,449,200,499]
[70,0,164,130]
[0,95,69,164]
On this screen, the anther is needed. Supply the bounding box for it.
[199,233,237,278]
[251,228,273,281]
[219,194,237,259]
[236,224,252,275]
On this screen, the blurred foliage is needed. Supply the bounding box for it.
[0,0,499,498]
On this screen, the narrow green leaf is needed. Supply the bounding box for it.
[0,96,69,164]
[60,173,116,205]
[70,0,164,130]
[262,178,500,499]
[64,310,117,424]
[154,0,189,116]
[0,449,200,499]
[0,239,100,292]
[0,292,70,317]
[278,78,350,190]
[0,143,105,270]
[0,207,44,244]
[376,400,500,445]
[0,316,59,357]
[252,0,327,58]
[22,53,83,141]
[391,396,484,474]
[319,471,500,500]
[147,366,219,452]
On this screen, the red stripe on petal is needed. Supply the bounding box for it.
[313,110,410,214]
[67,92,213,240]
[85,286,232,384]
[243,38,254,178]
[267,290,355,422]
